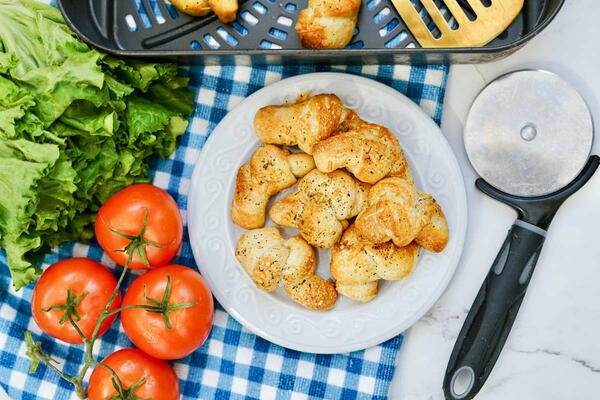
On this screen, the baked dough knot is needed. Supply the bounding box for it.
[269,169,370,248]
[235,227,338,311]
[313,118,412,184]
[331,225,420,302]
[254,94,350,154]
[231,144,315,229]
[296,0,362,49]
[169,0,238,22]
[355,177,449,252]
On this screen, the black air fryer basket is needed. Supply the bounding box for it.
[57,0,564,65]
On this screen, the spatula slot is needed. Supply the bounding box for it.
[412,1,460,38]
[450,0,476,21]
[410,1,441,39]
[440,2,460,29]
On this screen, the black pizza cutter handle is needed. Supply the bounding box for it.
[443,156,599,400]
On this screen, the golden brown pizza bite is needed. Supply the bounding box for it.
[335,108,364,132]
[169,0,212,17]
[253,94,347,154]
[331,225,420,302]
[313,120,412,184]
[231,144,315,230]
[269,169,370,248]
[296,0,362,49]
[415,198,450,253]
[235,227,338,311]
[208,0,238,23]
[354,177,449,252]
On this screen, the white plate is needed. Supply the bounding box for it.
[188,73,467,354]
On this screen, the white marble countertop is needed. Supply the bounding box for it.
[391,1,600,399]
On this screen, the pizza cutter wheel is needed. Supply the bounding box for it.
[444,70,598,400]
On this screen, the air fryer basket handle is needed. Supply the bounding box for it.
[443,223,545,400]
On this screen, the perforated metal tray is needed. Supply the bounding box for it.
[57,0,564,65]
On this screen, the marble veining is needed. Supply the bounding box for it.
[391,1,600,398]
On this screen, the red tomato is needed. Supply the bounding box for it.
[31,258,121,344]
[95,184,183,269]
[88,348,179,400]
[121,265,214,360]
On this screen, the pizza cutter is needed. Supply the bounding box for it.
[443,70,598,400]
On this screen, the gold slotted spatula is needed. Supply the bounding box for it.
[391,0,524,48]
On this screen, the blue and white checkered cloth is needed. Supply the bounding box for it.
[0,2,449,400]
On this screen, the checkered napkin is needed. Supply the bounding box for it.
[0,3,449,399]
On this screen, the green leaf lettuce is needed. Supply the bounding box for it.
[0,0,194,289]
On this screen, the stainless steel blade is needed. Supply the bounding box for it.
[464,70,594,197]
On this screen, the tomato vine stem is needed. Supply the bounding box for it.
[41,289,88,326]
[105,274,197,330]
[106,208,174,269]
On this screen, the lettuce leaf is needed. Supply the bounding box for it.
[0,0,194,289]
[0,139,65,288]
[0,76,36,138]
